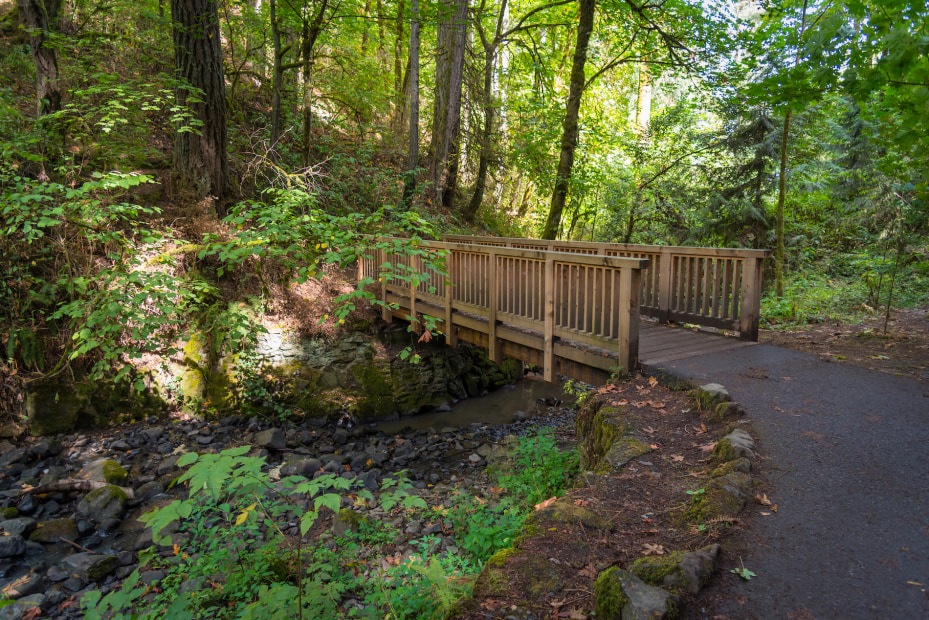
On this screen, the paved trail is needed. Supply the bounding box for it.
[653,344,929,620]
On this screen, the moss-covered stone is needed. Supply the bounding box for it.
[630,551,686,586]
[101,460,129,485]
[472,558,508,597]
[77,485,129,523]
[576,401,638,471]
[332,508,371,538]
[526,498,613,531]
[25,385,86,436]
[2,507,19,519]
[684,472,752,524]
[709,457,751,478]
[351,361,396,419]
[604,437,652,471]
[29,518,79,542]
[595,567,630,619]
[487,547,519,568]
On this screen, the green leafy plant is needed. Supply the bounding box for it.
[731,556,756,581]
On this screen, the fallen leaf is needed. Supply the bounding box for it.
[781,376,792,380]
[616,399,630,406]
[688,469,709,477]
[649,444,660,450]
[574,498,593,507]
[534,496,559,511]
[671,455,685,462]
[578,563,597,578]
[481,599,504,611]
[700,422,708,433]
[550,597,567,609]
[754,493,772,506]
[772,406,785,412]
[648,376,659,387]
[642,528,659,534]
[650,402,666,409]
[643,543,665,556]
[698,442,717,452]
[21,608,42,620]
[907,581,924,586]
[418,330,432,343]
[760,511,771,516]
[771,504,778,513]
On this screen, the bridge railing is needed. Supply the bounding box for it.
[358,239,649,381]
[442,235,771,341]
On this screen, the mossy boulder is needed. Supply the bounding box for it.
[712,401,742,422]
[61,553,116,582]
[331,509,370,538]
[685,472,753,524]
[473,549,561,599]
[77,485,129,523]
[29,518,79,543]
[79,458,129,485]
[631,544,720,594]
[709,457,751,478]
[595,567,680,620]
[25,384,87,436]
[713,429,755,462]
[577,401,650,473]
[691,383,730,411]
[526,498,613,532]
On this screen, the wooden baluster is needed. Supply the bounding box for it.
[658,247,672,323]
[544,257,555,382]
[379,247,392,323]
[488,251,500,363]
[739,256,762,340]
[617,266,642,373]
[446,250,457,347]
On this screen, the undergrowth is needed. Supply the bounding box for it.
[80,428,578,619]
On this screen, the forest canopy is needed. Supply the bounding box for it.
[1,0,928,394]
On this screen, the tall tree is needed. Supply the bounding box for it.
[431,0,469,209]
[301,0,330,167]
[172,0,229,202]
[540,0,594,239]
[402,0,421,204]
[16,0,62,116]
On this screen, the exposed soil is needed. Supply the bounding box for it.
[761,306,929,382]
[462,375,757,619]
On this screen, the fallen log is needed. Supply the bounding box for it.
[17,479,136,500]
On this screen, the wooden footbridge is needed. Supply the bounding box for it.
[358,236,770,384]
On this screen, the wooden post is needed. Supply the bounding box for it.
[410,254,421,334]
[379,247,392,323]
[487,251,500,363]
[543,256,555,382]
[446,249,457,347]
[617,266,642,373]
[739,257,762,341]
[658,247,672,323]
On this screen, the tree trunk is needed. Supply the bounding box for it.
[463,0,508,222]
[635,62,652,135]
[17,0,62,117]
[541,0,594,240]
[171,0,229,203]
[392,0,406,135]
[269,0,284,151]
[775,107,791,297]
[430,0,469,209]
[301,0,329,168]
[402,0,420,205]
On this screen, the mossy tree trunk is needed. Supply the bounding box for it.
[171,0,229,203]
[16,0,62,117]
[541,0,594,240]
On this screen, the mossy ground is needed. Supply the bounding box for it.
[461,372,758,620]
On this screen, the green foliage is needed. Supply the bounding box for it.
[495,428,579,509]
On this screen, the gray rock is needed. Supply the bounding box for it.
[281,458,322,478]
[0,518,36,538]
[27,517,79,543]
[135,481,166,503]
[78,458,129,485]
[254,428,286,450]
[32,439,62,458]
[468,454,482,464]
[0,572,45,598]
[405,520,422,535]
[110,440,132,451]
[140,569,166,586]
[156,455,180,476]
[0,534,25,558]
[77,486,128,523]
[697,383,730,406]
[512,411,528,422]
[61,552,116,582]
[0,594,46,620]
[677,544,721,594]
[46,566,69,582]
[716,428,755,460]
[595,568,679,620]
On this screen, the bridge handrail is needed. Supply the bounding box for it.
[441,235,771,341]
[358,238,648,379]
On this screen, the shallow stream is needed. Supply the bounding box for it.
[373,377,570,434]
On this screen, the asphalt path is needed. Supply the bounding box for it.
[652,344,929,620]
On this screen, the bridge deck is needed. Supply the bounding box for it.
[638,321,756,367]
